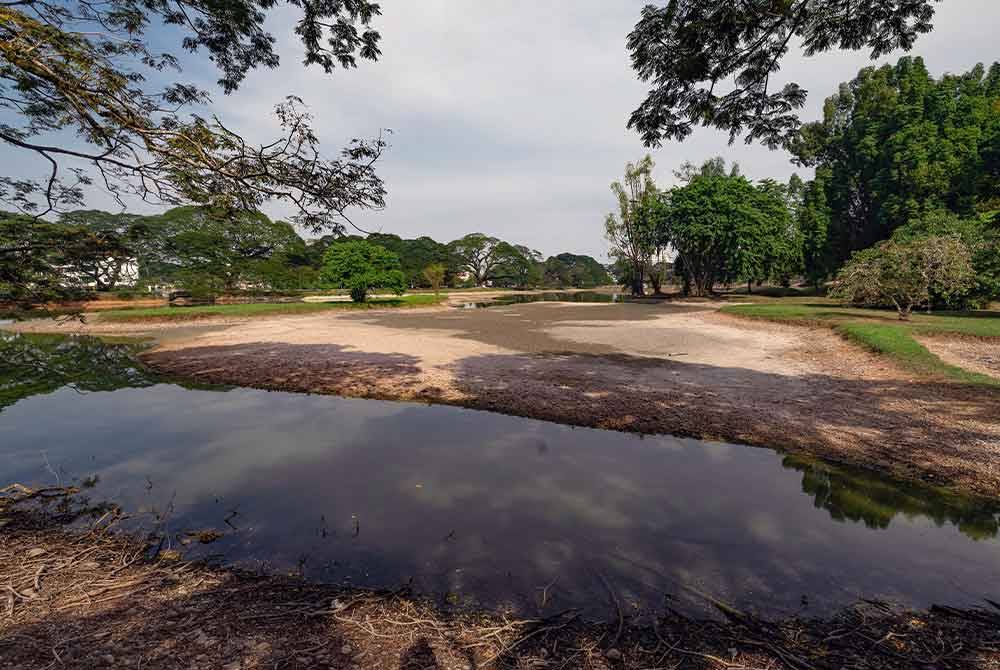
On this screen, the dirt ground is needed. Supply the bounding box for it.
[10,298,1000,499]
[3,486,998,670]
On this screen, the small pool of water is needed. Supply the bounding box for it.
[460,291,630,308]
[2,332,999,617]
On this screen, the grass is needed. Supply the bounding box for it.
[720,301,1000,387]
[98,294,445,322]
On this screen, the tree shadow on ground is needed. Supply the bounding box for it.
[142,339,1000,498]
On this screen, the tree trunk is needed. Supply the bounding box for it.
[747,280,753,295]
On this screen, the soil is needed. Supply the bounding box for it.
[2,486,998,670]
[919,335,1000,379]
[8,298,1000,499]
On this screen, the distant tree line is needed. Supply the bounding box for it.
[609,56,1000,311]
[1,207,612,306]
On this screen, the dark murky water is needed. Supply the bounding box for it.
[460,291,624,308]
[2,332,999,618]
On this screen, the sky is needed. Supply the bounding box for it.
[12,0,1000,260]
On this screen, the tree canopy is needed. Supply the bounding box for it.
[627,0,939,148]
[790,57,1000,269]
[661,167,799,296]
[605,156,661,296]
[320,239,405,302]
[1,0,386,228]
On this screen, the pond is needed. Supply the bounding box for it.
[460,291,626,308]
[2,331,1000,618]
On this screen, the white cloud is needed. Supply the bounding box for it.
[9,0,1000,260]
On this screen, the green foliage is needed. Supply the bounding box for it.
[892,211,1000,305]
[320,239,405,302]
[422,264,446,295]
[791,58,1000,268]
[605,155,661,296]
[542,253,612,288]
[2,0,386,226]
[1,331,155,412]
[490,243,543,289]
[367,233,457,288]
[626,1,937,148]
[660,166,799,296]
[830,236,977,318]
[721,301,1000,387]
[448,234,515,286]
[0,210,124,307]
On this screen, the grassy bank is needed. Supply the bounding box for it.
[98,294,445,322]
[721,302,1000,386]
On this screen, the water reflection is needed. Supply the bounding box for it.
[2,333,999,616]
[0,331,155,412]
[464,291,623,308]
[785,456,1000,541]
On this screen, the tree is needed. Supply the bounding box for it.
[892,210,1000,306]
[320,240,405,302]
[490,244,543,289]
[605,156,661,296]
[830,235,976,319]
[368,233,456,288]
[422,264,446,296]
[660,165,796,296]
[1,0,387,223]
[543,254,612,288]
[141,206,306,292]
[1,211,113,307]
[790,58,1000,268]
[448,234,514,286]
[798,177,833,290]
[627,0,938,148]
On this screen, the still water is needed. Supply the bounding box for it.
[2,332,999,617]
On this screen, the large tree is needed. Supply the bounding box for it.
[1,0,388,304]
[660,167,797,296]
[627,0,939,149]
[448,233,514,287]
[320,239,404,302]
[605,156,661,296]
[790,57,1000,268]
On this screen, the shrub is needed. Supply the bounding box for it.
[830,235,976,319]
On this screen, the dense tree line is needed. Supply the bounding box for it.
[1,207,611,306]
[615,57,1000,307]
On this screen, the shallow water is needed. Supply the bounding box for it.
[2,332,999,618]
[461,291,624,308]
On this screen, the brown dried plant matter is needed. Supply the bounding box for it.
[2,485,999,670]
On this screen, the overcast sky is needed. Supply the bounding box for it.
[21,0,1000,260]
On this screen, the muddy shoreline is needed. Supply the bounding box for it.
[3,488,999,670]
[9,301,1000,499]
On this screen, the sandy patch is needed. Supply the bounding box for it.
[919,335,1000,379]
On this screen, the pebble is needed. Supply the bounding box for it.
[604,648,622,661]
[340,644,353,655]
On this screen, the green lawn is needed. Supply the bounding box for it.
[720,301,1000,387]
[99,294,445,322]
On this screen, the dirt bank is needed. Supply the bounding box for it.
[3,486,998,670]
[10,300,1000,498]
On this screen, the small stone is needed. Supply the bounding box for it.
[101,655,116,664]
[340,644,353,655]
[604,648,622,661]
[26,548,46,558]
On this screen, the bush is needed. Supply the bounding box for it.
[830,235,976,319]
